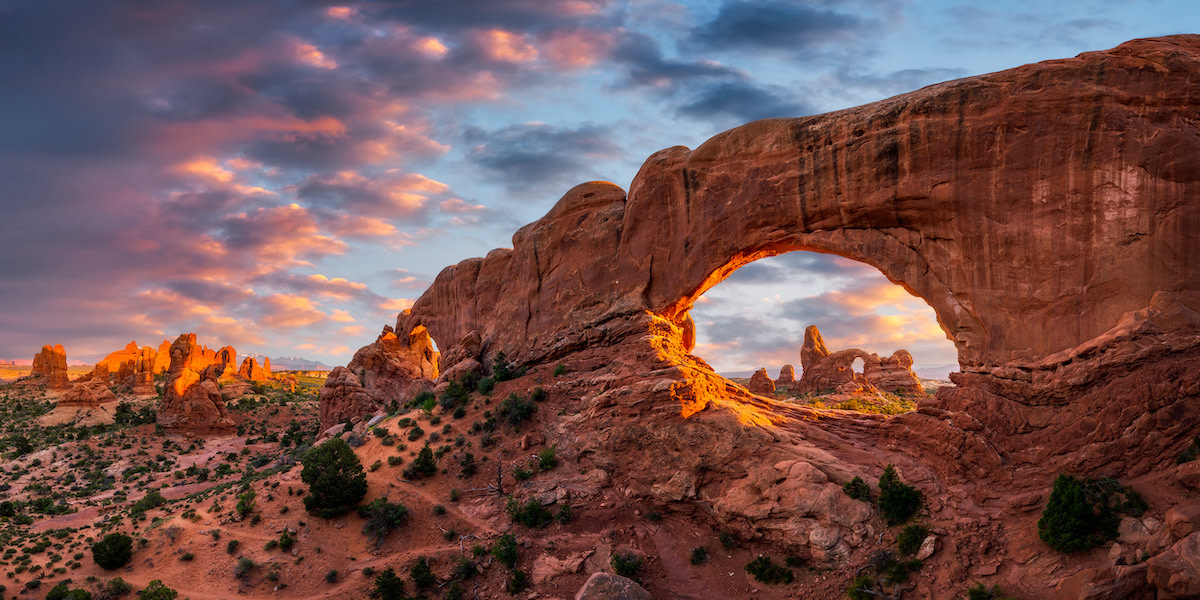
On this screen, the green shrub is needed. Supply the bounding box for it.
[498,393,536,427]
[506,570,529,595]
[407,426,424,441]
[278,531,295,551]
[370,567,406,600]
[744,555,793,585]
[538,445,558,471]
[718,530,736,549]
[105,578,132,597]
[92,533,133,570]
[130,491,166,514]
[491,352,513,381]
[325,569,338,583]
[45,581,92,600]
[136,580,177,600]
[300,438,367,519]
[553,363,566,377]
[847,575,876,600]
[403,444,437,479]
[409,557,435,590]
[690,546,708,565]
[610,552,643,583]
[452,556,478,581]
[476,377,496,395]
[234,557,255,579]
[506,496,552,528]
[459,452,477,478]
[1038,473,1136,553]
[226,539,240,555]
[513,466,533,481]
[491,533,518,568]
[530,387,547,402]
[878,465,921,525]
[555,503,573,524]
[896,524,928,556]
[843,476,871,501]
[235,489,255,517]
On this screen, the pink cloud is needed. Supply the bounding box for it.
[541,29,615,68]
[475,29,539,62]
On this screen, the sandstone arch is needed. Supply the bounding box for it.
[394,36,1199,396]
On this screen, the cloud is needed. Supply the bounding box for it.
[688,0,877,52]
[676,80,813,123]
[465,122,621,191]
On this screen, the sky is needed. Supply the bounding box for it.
[0,1,1195,375]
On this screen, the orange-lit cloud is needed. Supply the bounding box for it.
[476,29,538,62]
[439,198,486,213]
[326,6,355,20]
[542,30,614,68]
[292,39,338,69]
[379,297,414,312]
[259,293,329,329]
[415,37,449,58]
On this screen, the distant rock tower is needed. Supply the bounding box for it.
[30,344,71,390]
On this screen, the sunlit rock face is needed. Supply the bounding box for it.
[323,36,1200,591]
[30,344,70,390]
[318,325,439,429]
[156,333,236,434]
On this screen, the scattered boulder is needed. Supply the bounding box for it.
[1054,564,1151,600]
[30,344,70,390]
[1147,532,1200,599]
[747,368,775,396]
[574,572,651,600]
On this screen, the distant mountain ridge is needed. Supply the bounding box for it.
[246,353,332,371]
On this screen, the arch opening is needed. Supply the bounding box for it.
[685,250,958,408]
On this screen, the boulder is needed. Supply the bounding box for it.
[747,368,775,396]
[1054,564,1151,600]
[1147,532,1200,599]
[1179,461,1200,491]
[1166,504,1200,539]
[574,572,651,600]
[30,344,70,390]
[58,381,116,408]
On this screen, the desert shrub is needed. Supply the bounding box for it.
[718,530,737,549]
[325,569,338,583]
[180,552,194,561]
[1038,473,1134,553]
[476,376,496,395]
[491,533,519,568]
[359,498,409,548]
[446,583,465,600]
[370,567,406,600]
[403,444,437,479]
[278,531,295,551]
[610,552,643,583]
[452,556,478,581]
[105,578,133,597]
[897,524,928,556]
[537,445,558,471]
[847,574,878,599]
[406,426,424,441]
[553,363,566,377]
[690,546,708,565]
[46,582,92,600]
[843,476,871,501]
[409,557,435,590]
[744,556,793,585]
[513,466,533,481]
[498,393,536,427]
[92,533,133,570]
[530,387,547,402]
[301,437,367,518]
[225,539,240,555]
[387,455,402,467]
[1177,436,1200,464]
[234,557,255,579]
[136,580,177,600]
[507,570,530,594]
[506,496,552,528]
[130,491,166,514]
[878,465,921,525]
[459,452,477,478]
[555,503,573,524]
[440,381,469,411]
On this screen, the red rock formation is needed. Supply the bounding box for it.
[325,36,1200,596]
[214,346,238,378]
[777,364,796,390]
[262,356,272,378]
[30,344,70,390]
[747,368,775,396]
[238,357,269,381]
[80,340,168,392]
[58,381,116,408]
[318,326,438,429]
[795,326,923,395]
[156,333,235,433]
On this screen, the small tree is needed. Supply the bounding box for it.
[46,582,93,600]
[404,444,437,479]
[301,438,368,518]
[878,465,921,525]
[409,557,435,590]
[491,533,519,568]
[370,567,406,600]
[92,533,133,570]
[1038,474,1121,553]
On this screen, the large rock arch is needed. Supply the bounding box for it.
[388,35,1198,406]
